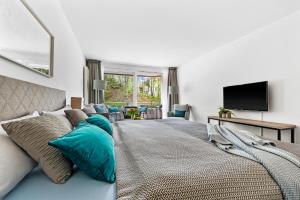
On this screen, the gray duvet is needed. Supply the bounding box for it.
[113,119,300,200]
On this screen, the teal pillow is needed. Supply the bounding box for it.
[94,104,107,113]
[108,107,119,113]
[175,110,186,118]
[86,114,113,135]
[48,121,115,183]
[139,106,147,113]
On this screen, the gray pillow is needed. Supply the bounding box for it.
[42,113,73,130]
[82,106,97,115]
[2,115,73,184]
[64,109,88,126]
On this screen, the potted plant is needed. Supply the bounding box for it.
[218,107,234,118]
[127,108,138,120]
[226,110,233,118]
[218,107,226,118]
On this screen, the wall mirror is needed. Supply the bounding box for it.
[0,0,54,77]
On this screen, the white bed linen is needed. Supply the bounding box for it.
[0,112,39,198]
[5,168,116,200]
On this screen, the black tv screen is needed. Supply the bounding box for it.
[223,81,268,111]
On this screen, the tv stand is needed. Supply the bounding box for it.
[208,116,296,143]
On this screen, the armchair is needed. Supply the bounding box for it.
[93,104,124,122]
[167,104,191,120]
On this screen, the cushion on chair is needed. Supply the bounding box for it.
[173,104,189,118]
[108,107,119,113]
[175,110,186,117]
[94,104,108,113]
[139,106,148,113]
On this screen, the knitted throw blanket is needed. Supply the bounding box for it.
[113,120,285,200]
[208,124,300,200]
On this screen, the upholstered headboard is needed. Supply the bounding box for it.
[0,75,66,121]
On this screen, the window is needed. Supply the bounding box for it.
[137,75,161,106]
[104,73,134,106]
[104,72,162,107]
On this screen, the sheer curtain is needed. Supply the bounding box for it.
[167,67,179,111]
[86,59,103,104]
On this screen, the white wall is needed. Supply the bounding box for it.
[178,11,300,143]
[0,0,85,103]
[102,61,169,118]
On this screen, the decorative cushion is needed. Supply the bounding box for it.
[64,109,88,127]
[175,110,186,118]
[42,106,73,129]
[86,114,113,135]
[2,115,73,184]
[94,104,108,113]
[139,106,148,113]
[49,121,115,183]
[108,106,119,113]
[42,113,73,130]
[82,106,97,115]
[42,105,72,116]
[0,112,39,198]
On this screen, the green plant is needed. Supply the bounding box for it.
[127,108,138,116]
[218,107,227,114]
[218,107,234,115]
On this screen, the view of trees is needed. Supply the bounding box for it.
[104,74,133,107]
[137,75,161,106]
[104,73,161,107]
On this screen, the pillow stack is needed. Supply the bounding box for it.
[49,113,115,183]
[1,106,115,189]
[2,114,73,184]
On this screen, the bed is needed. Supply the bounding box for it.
[1,75,300,200]
[113,119,300,199]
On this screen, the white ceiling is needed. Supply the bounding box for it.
[59,0,300,67]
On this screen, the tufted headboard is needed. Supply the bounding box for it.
[0,75,66,121]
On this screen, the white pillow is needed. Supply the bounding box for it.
[42,105,71,116]
[0,112,39,198]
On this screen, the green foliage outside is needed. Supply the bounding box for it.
[137,76,161,106]
[104,74,161,107]
[104,74,133,107]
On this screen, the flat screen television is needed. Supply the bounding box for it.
[223,81,268,111]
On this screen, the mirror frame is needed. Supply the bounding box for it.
[0,0,54,78]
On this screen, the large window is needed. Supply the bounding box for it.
[104,73,162,107]
[104,73,134,106]
[137,75,161,106]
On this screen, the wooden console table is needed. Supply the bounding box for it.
[208,116,296,143]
